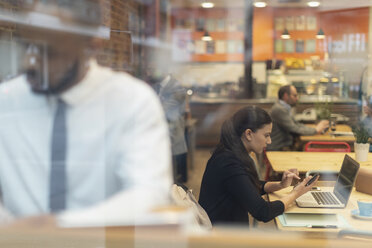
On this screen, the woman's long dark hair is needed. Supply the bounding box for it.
[213,106,272,187]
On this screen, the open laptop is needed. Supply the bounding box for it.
[296,154,360,208]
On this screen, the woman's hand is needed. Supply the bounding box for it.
[279,175,319,210]
[280,168,300,189]
[291,175,319,197]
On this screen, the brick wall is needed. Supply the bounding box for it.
[0,1,19,34]
[97,0,140,72]
[0,0,143,74]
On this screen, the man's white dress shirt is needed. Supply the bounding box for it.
[0,61,172,225]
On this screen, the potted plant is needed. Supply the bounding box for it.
[352,124,371,162]
[315,101,332,120]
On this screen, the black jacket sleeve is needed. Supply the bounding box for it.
[224,173,284,222]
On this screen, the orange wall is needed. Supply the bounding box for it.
[319,8,369,84]
[319,7,369,55]
[171,7,369,63]
[253,7,274,61]
[320,8,369,39]
[253,7,369,61]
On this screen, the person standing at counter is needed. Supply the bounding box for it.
[267,85,329,151]
[198,106,316,225]
[145,62,188,183]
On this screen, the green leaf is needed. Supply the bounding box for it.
[352,123,371,144]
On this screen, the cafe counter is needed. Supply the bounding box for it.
[190,96,359,147]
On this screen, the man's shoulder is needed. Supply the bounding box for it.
[95,65,147,89]
[0,74,28,89]
[0,74,30,97]
[270,101,287,113]
[92,64,156,99]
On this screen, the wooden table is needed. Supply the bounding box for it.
[2,205,372,247]
[268,185,372,239]
[2,221,372,247]
[266,151,372,173]
[301,124,354,143]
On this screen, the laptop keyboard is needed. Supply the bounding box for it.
[311,192,339,205]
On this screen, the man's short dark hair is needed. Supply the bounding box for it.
[278,85,292,100]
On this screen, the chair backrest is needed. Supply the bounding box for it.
[304,141,351,152]
[171,184,212,230]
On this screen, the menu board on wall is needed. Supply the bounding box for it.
[196,18,205,31]
[216,19,226,31]
[295,15,305,30]
[285,40,294,53]
[215,40,226,54]
[227,19,238,31]
[296,40,304,53]
[306,39,316,53]
[227,40,236,53]
[236,40,244,53]
[172,30,192,62]
[306,16,317,30]
[206,18,215,31]
[286,16,294,30]
[195,40,206,54]
[206,41,215,54]
[275,17,284,31]
[275,39,283,53]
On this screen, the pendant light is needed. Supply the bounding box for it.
[281,28,290,39]
[316,28,325,39]
[202,31,212,41]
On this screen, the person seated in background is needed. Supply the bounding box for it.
[0,0,172,225]
[267,85,329,151]
[362,96,372,151]
[198,106,317,226]
[145,61,188,183]
[362,96,372,136]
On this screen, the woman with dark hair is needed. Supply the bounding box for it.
[198,106,316,225]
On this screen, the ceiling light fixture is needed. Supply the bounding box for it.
[316,28,325,39]
[281,28,290,39]
[202,31,212,41]
[201,1,214,8]
[253,1,267,8]
[307,1,320,7]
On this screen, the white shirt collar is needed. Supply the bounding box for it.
[279,99,291,111]
[60,60,103,107]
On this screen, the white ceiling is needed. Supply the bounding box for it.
[170,0,372,11]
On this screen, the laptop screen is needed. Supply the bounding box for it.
[333,154,360,204]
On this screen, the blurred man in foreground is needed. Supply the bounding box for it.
[0,0,172,226]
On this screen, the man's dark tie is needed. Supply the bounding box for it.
[49,99,67,212]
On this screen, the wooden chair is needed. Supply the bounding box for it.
[304,141,351,152]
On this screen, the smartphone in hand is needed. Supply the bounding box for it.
[305,173,320,186]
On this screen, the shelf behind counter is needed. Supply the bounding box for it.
[190,96,360,147]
